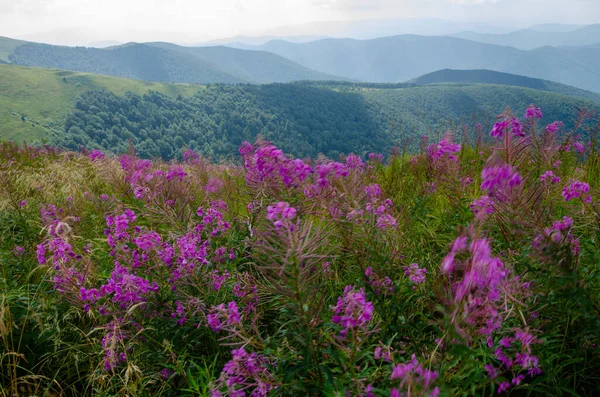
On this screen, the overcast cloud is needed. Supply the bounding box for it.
[0,0,598,45]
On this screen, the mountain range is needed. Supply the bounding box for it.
[0,36,341,84]
[235,35,600,92]
[452,24,600,50]
[4,27,600,93]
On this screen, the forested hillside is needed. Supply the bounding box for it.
[57,83,600,160]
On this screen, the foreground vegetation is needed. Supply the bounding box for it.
[2,106,600,396]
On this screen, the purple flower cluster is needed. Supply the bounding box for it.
[562,180,591,202]
[470,195,494,219]
[490,116,523,139]
[211,348,275,397]
[404,263,426,285]
[390,354,440,397]
[545,121,563,134]
[365,267,394,295]
[481,165,522,201]
[374,344,393,362]
[332,285,374,337]
[427,137,461,162]
[525,106,543,120]
[99,262,159,309]
[240,142,313,189]
[266,201,297,228]
[487,329,542,394]
[442,237,508,337]
[207,301,241,332]
[533,216,580,256]
[540,170,560,184]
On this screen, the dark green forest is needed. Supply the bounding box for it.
[57,82,600,160]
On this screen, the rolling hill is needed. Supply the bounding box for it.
[2,37,341,84]
[452,24,600,50]
[410,69,600,103]
[0,64,202,142]
[237,35,600,93]
[3,64,598,159]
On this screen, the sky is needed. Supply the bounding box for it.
[0,0,599,45]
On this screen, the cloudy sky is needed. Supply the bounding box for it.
[0,0,599,45]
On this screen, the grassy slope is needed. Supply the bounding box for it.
[0,64,203,142]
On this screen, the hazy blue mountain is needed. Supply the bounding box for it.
[87,40,124,48]
[3,38,341,84]
[410,69,600,103]
[195,35,327,47]
[526,23,586,32]
[241,35,600,92]
[256,18,521,39]
[452,24,600,50]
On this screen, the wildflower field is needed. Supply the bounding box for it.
[2,107,600,396]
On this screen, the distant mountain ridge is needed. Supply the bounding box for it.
[452,24,600,50]
[1,37,343,84]
[410,69,600,103]
[239,35,600,93]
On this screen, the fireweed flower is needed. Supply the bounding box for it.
[99,263,159,309]
[533,216,580,255]
[490,119,508,138]
[207,301,241,332]
[19,200,27,207]
[376,214,397,230]
[390,354,439,397]
[562,180,590,202]
[525,106,543,120]
[89,149,105,161]
[540,171,560,184]
[205,178,224,193]
[374,345,393,362]
[365,267,394,295]
[365,184,382,199]
[572,141,585,154]
[545,121,563,134]
[487,329,542,393]
[369,152,384,163]
[427,137,461,161]
[441,237,510,337]
[471,196,494,219]
[266,201,297,228]
[211,347,275,397]
[510,118,524,137]
[331,285,374,337]
[405,263,426,285]
[480,165,522,201]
